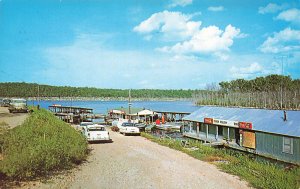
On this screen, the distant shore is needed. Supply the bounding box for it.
[22,97,195,102]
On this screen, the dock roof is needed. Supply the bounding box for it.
[183,106,300,137]
[111,107,144,115]
[154,110,191,115]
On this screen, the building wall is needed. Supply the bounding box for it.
[222,127,236,140]
[256,132,300,164]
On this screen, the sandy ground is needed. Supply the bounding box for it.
[20,130,250,189]
[0,107,28,128]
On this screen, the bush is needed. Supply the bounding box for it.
[0,108,88,179]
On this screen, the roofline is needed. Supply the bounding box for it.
[48,105,93,110]
[154,110,191,114]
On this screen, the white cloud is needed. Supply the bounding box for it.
[42,33,222,89]
[230,62,263,78]
[258,3,285,14]
[133,11,201,41]
[134,11,245,59]
[259,28,300,53]
[276,8,300,24]
[158,24,242,55]
[208,6,224,12]
[169,0,192,8]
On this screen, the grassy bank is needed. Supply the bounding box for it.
[0,108,88,180]
[141,133,300,189]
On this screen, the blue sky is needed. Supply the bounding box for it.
[0,0,299,89]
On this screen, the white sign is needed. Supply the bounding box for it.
[213,119,239,128]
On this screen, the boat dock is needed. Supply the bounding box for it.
[48,105,105,124]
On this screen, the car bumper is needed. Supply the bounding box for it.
[123,131,140,134]
[87,137,111,142]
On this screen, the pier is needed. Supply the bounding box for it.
[48,105,105,124]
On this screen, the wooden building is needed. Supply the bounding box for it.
[183,106,300,165]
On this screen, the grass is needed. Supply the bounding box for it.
[0,108,88,180]
[141,132,300,189]
[0,121,10,135]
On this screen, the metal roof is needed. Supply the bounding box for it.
[183,106,300,137]
[111,107,144,115]
[154,110,191,114]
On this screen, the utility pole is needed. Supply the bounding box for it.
[128,89,131,115]
[128,89,132,121]
[274,54,290,109]
[37,84,40,109]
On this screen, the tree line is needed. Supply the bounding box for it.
[1,74,299,110]
[0,82,196,99]
[193,75,300,110]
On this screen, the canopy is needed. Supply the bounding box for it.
[137,109,156,116]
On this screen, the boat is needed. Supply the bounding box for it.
[155,122,183,131]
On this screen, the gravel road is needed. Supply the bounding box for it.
[0,107,28,128]
[24,129,250,189]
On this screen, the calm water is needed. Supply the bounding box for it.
[27,100,199,114]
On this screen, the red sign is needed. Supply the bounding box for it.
[204,118,213,124]
[238,122,253,130]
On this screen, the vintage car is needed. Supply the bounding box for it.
[81,124,111,142]
[8,98,28,113]
[80,122,94,127]
[1,98,11,107]
[118,122,140,136]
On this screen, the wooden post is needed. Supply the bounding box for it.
[216,126,218,141]
[189,122,192,133]
[196,122,199,135]
[227,127,230,140]
[206,124,208,139]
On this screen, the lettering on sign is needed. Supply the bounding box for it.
[213,119,239,128]
[238,122,253,130]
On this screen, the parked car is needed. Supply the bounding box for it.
[80,122,94,127]
[119,122,140,136]
[81,124,111,142]
[8,98,28,113]
[2,98,11,107]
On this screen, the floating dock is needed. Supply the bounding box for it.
[48,105,105,124]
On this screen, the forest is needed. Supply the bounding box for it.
[0,82,195,99]
[1,74,299,109]
[194,75,300,110]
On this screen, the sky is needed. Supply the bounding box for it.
[0,0,299,89]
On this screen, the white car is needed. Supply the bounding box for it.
[119,122,140,135]
[82,124,111,142]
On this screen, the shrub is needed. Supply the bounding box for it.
[0,108,88,179]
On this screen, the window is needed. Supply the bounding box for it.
[283,137,293,154]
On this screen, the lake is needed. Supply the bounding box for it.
[27,100,200,114]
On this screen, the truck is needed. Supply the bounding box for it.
[8,98,28,113]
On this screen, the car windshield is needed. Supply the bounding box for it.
[12,99,26,103]
[80,122,93,126]
[122,123,135,127]
[88,127,105,131]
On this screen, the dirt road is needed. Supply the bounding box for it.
[25,130,250,189]
[0,107,28,128]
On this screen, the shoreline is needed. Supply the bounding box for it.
[7,97,195,102]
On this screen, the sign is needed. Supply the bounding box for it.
[204,118,238,128]
[213,119,239,128]
[242,131,256,149]
[239,122,253,130]
[204,118,213,124]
